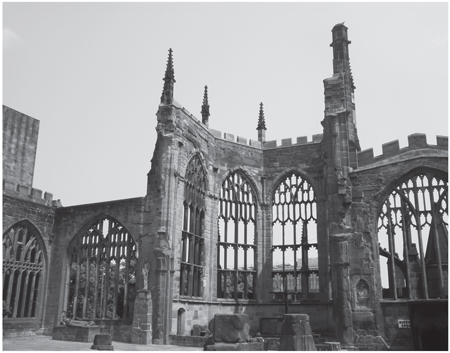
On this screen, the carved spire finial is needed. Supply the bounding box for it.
[257,102,266,143]
[201,85,210,126]
[160,48,175,105]
[257,102,267,130]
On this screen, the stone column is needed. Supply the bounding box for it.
[131,289,152,344]
[331,233,353,345]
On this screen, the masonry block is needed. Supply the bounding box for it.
[31,188,43,199]
[213,314,250,343]
[382,140,400,157]
[263,140,277,148]
[281,138,292,146]
[297,136,308,144]
[237,136,247,145]
[224,133,235,142]
[279,314,316,351]
[249,139,261,148]
[44,192,53,202]
[408,133,427,148]
[3,179,16,191]
[437,135,448,147]
[358,148,374,166]
[209,129,222,138]
[17,184,30,196]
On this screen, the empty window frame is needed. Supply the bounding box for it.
[217,171,256,299]
[378,172,448,300]
[3,222,45,318]
[180,155,207,298]
[66,216,137,319]
[272,173,318,300]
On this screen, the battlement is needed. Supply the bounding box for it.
[358,134,448,167]
[3,179,60,207]
[209,128,323,149]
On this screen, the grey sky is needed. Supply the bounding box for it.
[3,2,448,206]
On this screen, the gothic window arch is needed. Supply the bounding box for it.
[180,154,207,298]
[217,171,257,299]
[66,216,137,319]
[3,221,46,319]
[377,171,448,300]
[272,173,318,300]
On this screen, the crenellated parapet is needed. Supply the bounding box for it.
[209,127,323,150]
[357,133,448,168]
[3,179,60,207]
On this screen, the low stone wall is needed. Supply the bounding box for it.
[3,318,43,337]
[94,319,133,343]
[169,335,207,347]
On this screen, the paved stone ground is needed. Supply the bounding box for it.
[3,335,202,351]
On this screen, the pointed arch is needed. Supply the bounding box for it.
[3,220,47,319]
[222,166,262,206]
[271,171,319,300]
[180,153,208,298]
[65,215,138,319]
[376,168,448,300]
[217,169,258,299]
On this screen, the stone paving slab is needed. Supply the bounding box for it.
[3,335,202,351]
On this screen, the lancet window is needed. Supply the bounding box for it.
[272,173,318,300]
[180,155,207,298]
[66,216,137,319]
[3,222,45,319]
[217,171,257,299]
[378,172,448,300]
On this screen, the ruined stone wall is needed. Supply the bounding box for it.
[3,106,40,188]
[345,134,448,344]
[3,193,56,336]
[45,197,147,333]
[151,100,339,340]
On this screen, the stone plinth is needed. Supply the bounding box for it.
[279,314,316,351]
[52,325,100,343]
[91,334,114,350]
[205,314,263,351]
[214,314,250,343]
[131,289,152,344]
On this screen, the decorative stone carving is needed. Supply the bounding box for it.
[356,279,370,308]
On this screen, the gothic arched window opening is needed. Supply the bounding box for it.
[66,216,137,319]
[378,172,448,300]
[180,155,207,298]
[272,173,318,301]
[217,171,257,299]
[3,222,45,319]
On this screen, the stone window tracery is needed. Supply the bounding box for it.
[217,171,257,299]
[378,172,448,300]
[66,216,137,319]
[272,173,318,300]
[180,155,207,298]
[3,222,45,319]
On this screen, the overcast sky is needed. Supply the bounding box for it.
[3,2,448,206]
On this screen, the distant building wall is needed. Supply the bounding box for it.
[3,105,40,188]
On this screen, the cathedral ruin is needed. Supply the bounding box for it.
[3,23,448,350]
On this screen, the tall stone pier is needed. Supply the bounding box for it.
[131,289,152,344]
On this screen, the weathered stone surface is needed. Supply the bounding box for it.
[213,314,250,343]
[205,341,263,351]
[279,314,316,351]
[52,325,100,343]
[91,334,114,350]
